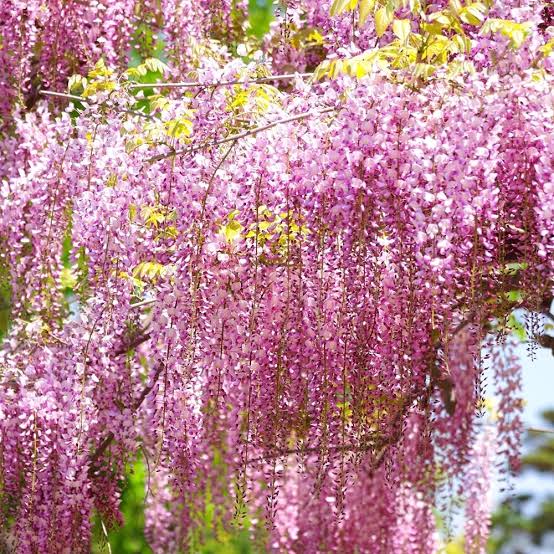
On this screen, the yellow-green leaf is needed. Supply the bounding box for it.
[88,58,113,79]
[289,27,325,49]
[222,220,243,243]
[428,10,452,25]
[359,0,376,26]
[392,19,411,44]
[375,7,393,37]
[144,58,169,75]
[460,2,487,25]
[408,0,422,13]
[67,74,87,93]
[540,39,554,57]
[448,0,462,12]
[422,35,450,61]
[330,0,354,16]
[446,60,476,78]
[133,261,168,281]
[480,18,531,48]
[530,68,547,81]
[450,34,472,53]
[60,267,77,290]
[413,63,436,79]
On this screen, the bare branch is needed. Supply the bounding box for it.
[527,427,554,435]
[114,331,152,356]
[535,333,554,355]
[129,72,313,90]
[129,298,157,309]
[40,90,86,102]
[39,90,155,120]
[133,363,165,411]
[247,441,375,464]
[88,362,164,474]
[89,432,115,469]
[147,107,336,163]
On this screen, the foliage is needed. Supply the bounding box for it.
[248,0,275,39]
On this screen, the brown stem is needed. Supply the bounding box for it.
[88,362,164,475]
[129,72,313,90]
[147,107,336,163]
[114,331,151,356]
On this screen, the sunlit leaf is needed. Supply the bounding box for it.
[330,0,354,16]
[359,0,376,26]
[392,19,411,44]
[375,6,393,37]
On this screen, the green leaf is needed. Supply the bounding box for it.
[505,289,524,303]
[128,21,168,67]
[503,261,528,275]
[248,0,274,39]
[60,267,77,291]
[507,314,527,342]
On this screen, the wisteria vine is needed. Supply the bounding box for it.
[1,1,553,553]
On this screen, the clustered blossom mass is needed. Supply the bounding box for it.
[0,1,553,553]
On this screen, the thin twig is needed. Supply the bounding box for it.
[39,90,155,120]
[40,90,85,102]
[147,107,336,163]
[527,427,554,435]
[129,72,313,89]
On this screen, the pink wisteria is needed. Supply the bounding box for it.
[0,1,553,553]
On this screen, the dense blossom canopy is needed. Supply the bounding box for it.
[0,1,553,552]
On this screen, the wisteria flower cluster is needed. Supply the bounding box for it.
[0,1,553,553]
